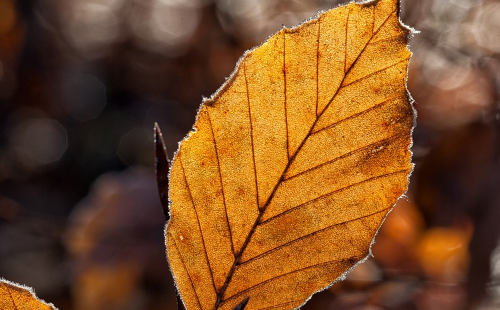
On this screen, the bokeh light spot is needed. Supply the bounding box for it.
[64,74,106,121]
[65,1,122,58]
[130,0,200,56]
[117,128,153,166]
[24,119,68,164]
[471,3,500,54]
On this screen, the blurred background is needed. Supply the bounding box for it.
[0,0,499,309]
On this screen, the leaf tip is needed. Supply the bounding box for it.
[232,297,250,310]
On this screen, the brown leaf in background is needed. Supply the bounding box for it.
[64,169,174,310]
[0,278,58,310]
[165,0,414,309]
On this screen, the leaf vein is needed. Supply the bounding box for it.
[244,196,396,265]
[263,167,408,226]
[207,110,235,257]
[224,256,363,302]
[244,62,261,210]
[310,96,401,136]
[169,232,204,310]
[341,57,409,89]
[6,285,19,310]
[285,130,406,181]
[256,300,303,310]
[316,18,321,117]
[321,6,397,118]
[181,160,218,294]
[344,8,349,74]
[283,31,290,160]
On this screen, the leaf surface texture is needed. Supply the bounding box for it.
[0,279,58,310]
[166,0,414,309]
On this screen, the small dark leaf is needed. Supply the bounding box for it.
[232,297,250,310]
[154,123,170,220]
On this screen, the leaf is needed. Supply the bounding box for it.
[232,297,250,310]
[0,278,58,310]
[155,123,171,220]
[165,0,414,309]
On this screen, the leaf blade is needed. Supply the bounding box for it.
[0,279,58,310]
[154,123,171,220]
[166,0,414,309]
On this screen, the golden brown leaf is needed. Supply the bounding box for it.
[166,0,414,309]
[0,279,58,310]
